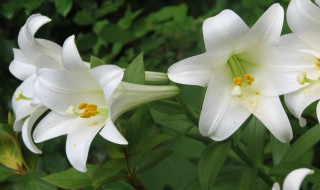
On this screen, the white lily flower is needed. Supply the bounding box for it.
[10,14,62,154]
[272,168,314,190]
[282,0,320,126]
[168,4,313,142]
[33,35,179,172]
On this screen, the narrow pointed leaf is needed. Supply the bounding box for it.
[123,52,145,84]
[198,141,231,190]
[90,55,105,68]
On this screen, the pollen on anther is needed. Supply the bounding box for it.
[244,74,255,85]
[78,103,88,109]
[233,77,243,86]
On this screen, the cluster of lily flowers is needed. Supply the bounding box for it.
[9,0,320,188]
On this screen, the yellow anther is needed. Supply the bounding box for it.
[316,62,320,68]
[78,103,88,110]
[255,91,260,95]
[233,77,243,86]
[86,104,97,109]
[244,74,255,85]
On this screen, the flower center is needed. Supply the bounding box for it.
[15,90,32,101]
[227,56,255,97]
[66,102,108,118]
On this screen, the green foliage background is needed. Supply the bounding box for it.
[2,0,320,190]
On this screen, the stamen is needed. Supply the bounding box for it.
[244,74,255,85]
[66,106,77,116]
[233,77,243,86]
[78,103,88,110]
[297,72,307,85]
[78,103,100,118]
[15,90,32,101]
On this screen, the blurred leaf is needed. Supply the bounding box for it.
[94,0,125,18]
[129,134,172,156]
[90,55,105,68]
[0,166,16,182]
[118,6,143,30]
[42,165,97,189]
[93,159,126,189]
[270,135,289,165]
[100,24,135,44]
[123,52,145,84]
[23,0,43,14]
[12,172,57,190]
[148,4,187,22]
[136,147,174,173]
[73,10,94,26]
[55,0,72,17]
[198,141,231,190]
[1,0,22,18]
[282,125,320,162]
[238,168,257,190]
[0,124,13,138]
[0,137,23,171]
[76,32,97,52]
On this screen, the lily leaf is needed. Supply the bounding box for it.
[123,52,145,84]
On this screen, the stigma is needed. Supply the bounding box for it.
[15,90,32,101]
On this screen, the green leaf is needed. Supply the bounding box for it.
[0,166,17,182]
[73,10,94,26]
[270,135,289,165]
[136,147,174,173]
[100,24,135,44]
[198,141,231,190]
[123,52,145,84]
[12,172,57,190]
[238,168,257,190]
[42,165,97,189]
[54,0,72,17]
[0,124,12,138]
[93,159,126,189]
[129,134,172,156]
[94,0,125,18]
[90,55,105,68]
[282,125,320,162]
[0,137,23,171]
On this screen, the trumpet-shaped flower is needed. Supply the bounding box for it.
[272,168,314,190]
[10,14,62,154]
[168,4,314,142]
[282,0,320,126]
[32,35,179,172]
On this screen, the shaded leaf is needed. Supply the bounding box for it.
[129,134,171,156]
[0,137,23,171]
[90,55,105,68]
[55,0,72,17]
[12,172,57,190]
[73,10,94,26]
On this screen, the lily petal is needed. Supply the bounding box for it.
[199,65,251,140]
[241,44,316,95]
[285,84,320,127]
[287,0,320,52]
[91,65,124,101]
[22,106,47,154]
[9,49,35,80]
[202,10,249,53]
[279,34,320,57]
[317,101,320,124]
[248,3,284,45]
[99,119,128,145]
[110,82,179,120]
[33,111,73,143]
[253,95,292,143]
[34,68,105,113]
[66,117,106,172]
[272,183,281,190]
[283,168,314,190]
[168,54,217,87]
[62,35,89,72]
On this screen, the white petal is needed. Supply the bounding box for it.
[9,49,35,80]
[34,68,105,113]
[248,4,284,45]
[317,101,320,124]
[99,118,127,145]
[283,168,314,190]
[91,65,124,101]
[12,75,38,131]
[241,44,317,95]
[287,0,320,52]
[66,117,106,172]
[168,54,216,87]
[35,55,63,70]
[253,95,292,143]
[62,35,88,72]
[199,65,251,140]
[110,82,179,120]
[33,111,73,143]
[279,34,320,57]
[22,106,47,154]
[285,84,320,127]
[18,14,51,50]
[272,183,281,190]
[202,10,249,53]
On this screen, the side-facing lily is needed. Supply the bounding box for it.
[10,14,62,154]
[32,35,179,172]
[272,168,314,190]
[168,4,314,142]
[282,0,320,126]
